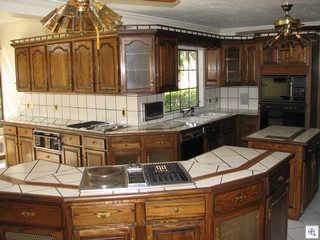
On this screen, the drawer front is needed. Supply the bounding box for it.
[61,134,81,146]
[18,127,33,138]
[83,136,105,149]
[3,126,17,135]
[214,182,264,214]
[36,150,61,163]
[267,165,290,195]
[72,203,135,228]
[111,138,141,150]
[145,135,175,148]
[146,197,205,221]
[0,202,61,227]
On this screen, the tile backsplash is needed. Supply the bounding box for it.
[19,86,258,126]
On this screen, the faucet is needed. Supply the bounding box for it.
[181,107,195,117]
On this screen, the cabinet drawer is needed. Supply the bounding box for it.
[0,202,62,227]
[146,197,205,221]
[36,150,61,163]
[61,133,81,146]
[18,127,33,138]
[72,203,135,228]
[214,182,264,214]
[83,136,105,150]
[111,138,141,150]
[267,165,290,195]
[146,135,176,148]
[3,125,17,135]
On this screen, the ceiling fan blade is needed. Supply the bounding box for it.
[144,0,176,2]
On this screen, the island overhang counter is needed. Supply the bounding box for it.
[0,145,293,240]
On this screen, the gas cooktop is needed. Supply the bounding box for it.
[67,121,128,132]
[79,162,194,193]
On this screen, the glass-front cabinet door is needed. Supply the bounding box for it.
[222,44,241,85]
[120,35,155,93]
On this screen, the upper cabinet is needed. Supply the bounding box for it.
[119,32,178,94]
[47,42,73,92]
[205,47,221,86]
[221,40,259,86]
[12,34,119,94]
[258,38,311,75]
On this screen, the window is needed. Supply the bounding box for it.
[164,49,199,112]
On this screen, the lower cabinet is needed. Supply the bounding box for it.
[2,226,63,240]
[82,136,107,166]
[236,115,258,147]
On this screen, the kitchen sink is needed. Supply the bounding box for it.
[174,116,211,126]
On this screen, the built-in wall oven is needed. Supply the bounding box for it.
[259,75,307,129]
[33,130,61,151]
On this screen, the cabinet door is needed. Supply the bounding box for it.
[47,42,72,92]
[236,116,258,147]
[30,45,48,91]
[18,137,34,163]
[146,149,176,163]
[214,205,264,240]
[265,184,289,240]
[62,145,81,167]
[73,40,94,93]
[73,227,135,240]
[95,37,119,94]
[146,220,205,240]
[157,36,178,92]
[222,44,241,85]
[109,150,141,165]
[286,44,309,66]
[4,135,19,166]
[2,226,63,240]
[121,36,155,93]
[206,47,221,86]
[259,41,281,67]
[83,149,106,166]
[15,47,31,91]
[242,43,259,85]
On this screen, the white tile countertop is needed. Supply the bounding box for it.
[244,125,320,143]
[0,146,292,198]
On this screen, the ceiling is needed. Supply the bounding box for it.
[1,0,320,34]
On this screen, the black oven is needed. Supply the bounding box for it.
[259,103,306,129]
[33,130,61,151]
[180,127,204,160]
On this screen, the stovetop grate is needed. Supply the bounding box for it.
[143,162,193,186]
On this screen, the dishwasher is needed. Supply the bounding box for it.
[179,127,204,160]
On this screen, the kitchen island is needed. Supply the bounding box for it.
[0,145,292,240]
[244,126,320,220]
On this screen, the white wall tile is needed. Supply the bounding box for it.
[47,94,54,105]
[78,95,87,108]
[62,107,71,120]
[70,107,79,120]
[96,109,107,122]
[96,95,106,109]
[78,108,87,121]
[106,110,117,123]
[87,95,96,109]
[54,94,62,106]
[106,95,116,110]
[39,94,47,106]
[70,95,78,108]
[87,108,97,120]
[116,95,127,110]
[229,87,238,98]
[61,95,70,107]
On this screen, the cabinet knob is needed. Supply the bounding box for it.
[92,141,97,145]
[21,211,35,217]
[172,207,181,213]
[278,176,284,182]
[68,137,73,141]
[96,212,111,218]
[155,141,165,145]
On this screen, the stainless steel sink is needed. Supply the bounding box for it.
[198,112,229,119]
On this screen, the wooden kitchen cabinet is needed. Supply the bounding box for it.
[17,127,34,164]
[119,32,178,94]
[221,41,259,86]
[72,40,94,93]
[36,149,61,163]
[95,37,120,94]
[30,45,48,91]
[213,182,265,240]
[236,115,258,147]
[47,42,73,92]
[145,196,206,240]
[3,125,34,165]
[14,47,31,91]
[61,133,82,167]
[205,47,221,86]
[82,136,107,166]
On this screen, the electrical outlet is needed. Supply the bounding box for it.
[121,108,126,117]
[54,105,58,110]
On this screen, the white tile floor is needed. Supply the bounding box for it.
[287,187,320,239]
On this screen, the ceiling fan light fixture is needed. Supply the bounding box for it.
[266,2,307,50]
[41,0,122,34]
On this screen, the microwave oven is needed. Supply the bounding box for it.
[260,75,307,102]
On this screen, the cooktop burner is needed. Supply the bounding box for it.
[79,162,194,193]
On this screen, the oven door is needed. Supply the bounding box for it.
[260,103,306,129]
[33,130,61,151]
[180,128,204,160]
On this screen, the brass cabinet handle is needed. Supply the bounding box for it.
[91,141,97,145]
[171,207,181,213]
[96,212,111,218]
[235,194,247,201]
[150,80,154,87]
[278,176,284,182]
[155,141,165,145]
[215,227,220,240]
[68,137,73,141]
[21,211,35,217]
